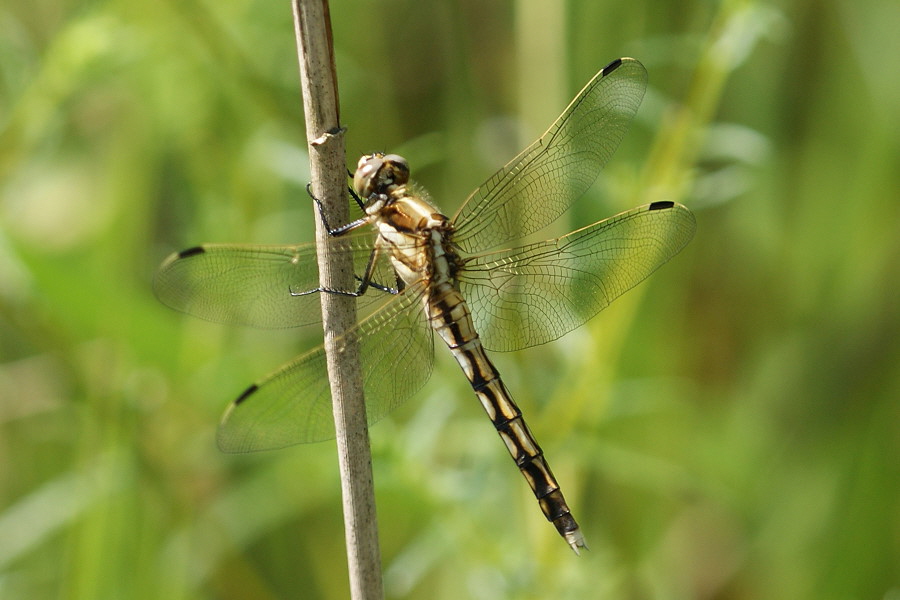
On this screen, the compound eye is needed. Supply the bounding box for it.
[353,155,384,197]
[382,154,408,170]
[382,154,410,185]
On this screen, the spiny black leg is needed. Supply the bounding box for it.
[289,243,388,298]
[362,275,400,295]
[290,284,366,298]
[306,183,368,237]
[348,185,366,211]
[289,275,399,298]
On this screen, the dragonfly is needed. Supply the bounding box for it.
[154,57,696,553]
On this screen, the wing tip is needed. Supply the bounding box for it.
[648,200,677,211]
[177,246,207,259]
[603,57,624,73]
[602,56,645,77]
[234,383,259,406]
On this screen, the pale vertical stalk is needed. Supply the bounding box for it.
[291,1,384,598]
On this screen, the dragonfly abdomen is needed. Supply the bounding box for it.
[427,282,587,553]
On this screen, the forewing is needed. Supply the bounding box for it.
[153,231,394,328]
[458,201,696,352]
[217,282,434,451]
[453,57,648,254]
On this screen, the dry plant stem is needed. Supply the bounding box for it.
[292,1,384,598]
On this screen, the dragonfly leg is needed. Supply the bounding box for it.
[290,285,362,298]
[348,185,366,211]
[306,183,370,236]
[289,243,398,298]
[363,275,400,295]
[293,274,400,297]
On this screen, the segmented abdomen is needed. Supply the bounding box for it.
[426,281,586,552]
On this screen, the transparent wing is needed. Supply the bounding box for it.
[217,282,434,451]
[453,57,647,254]
[153,231,397,328]
[458,201,696,352]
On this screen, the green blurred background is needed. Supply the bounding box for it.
[1,0,897,598]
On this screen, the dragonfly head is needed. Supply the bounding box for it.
[353,153,410,200]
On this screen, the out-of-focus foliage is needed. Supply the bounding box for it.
[1,0,897,598]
